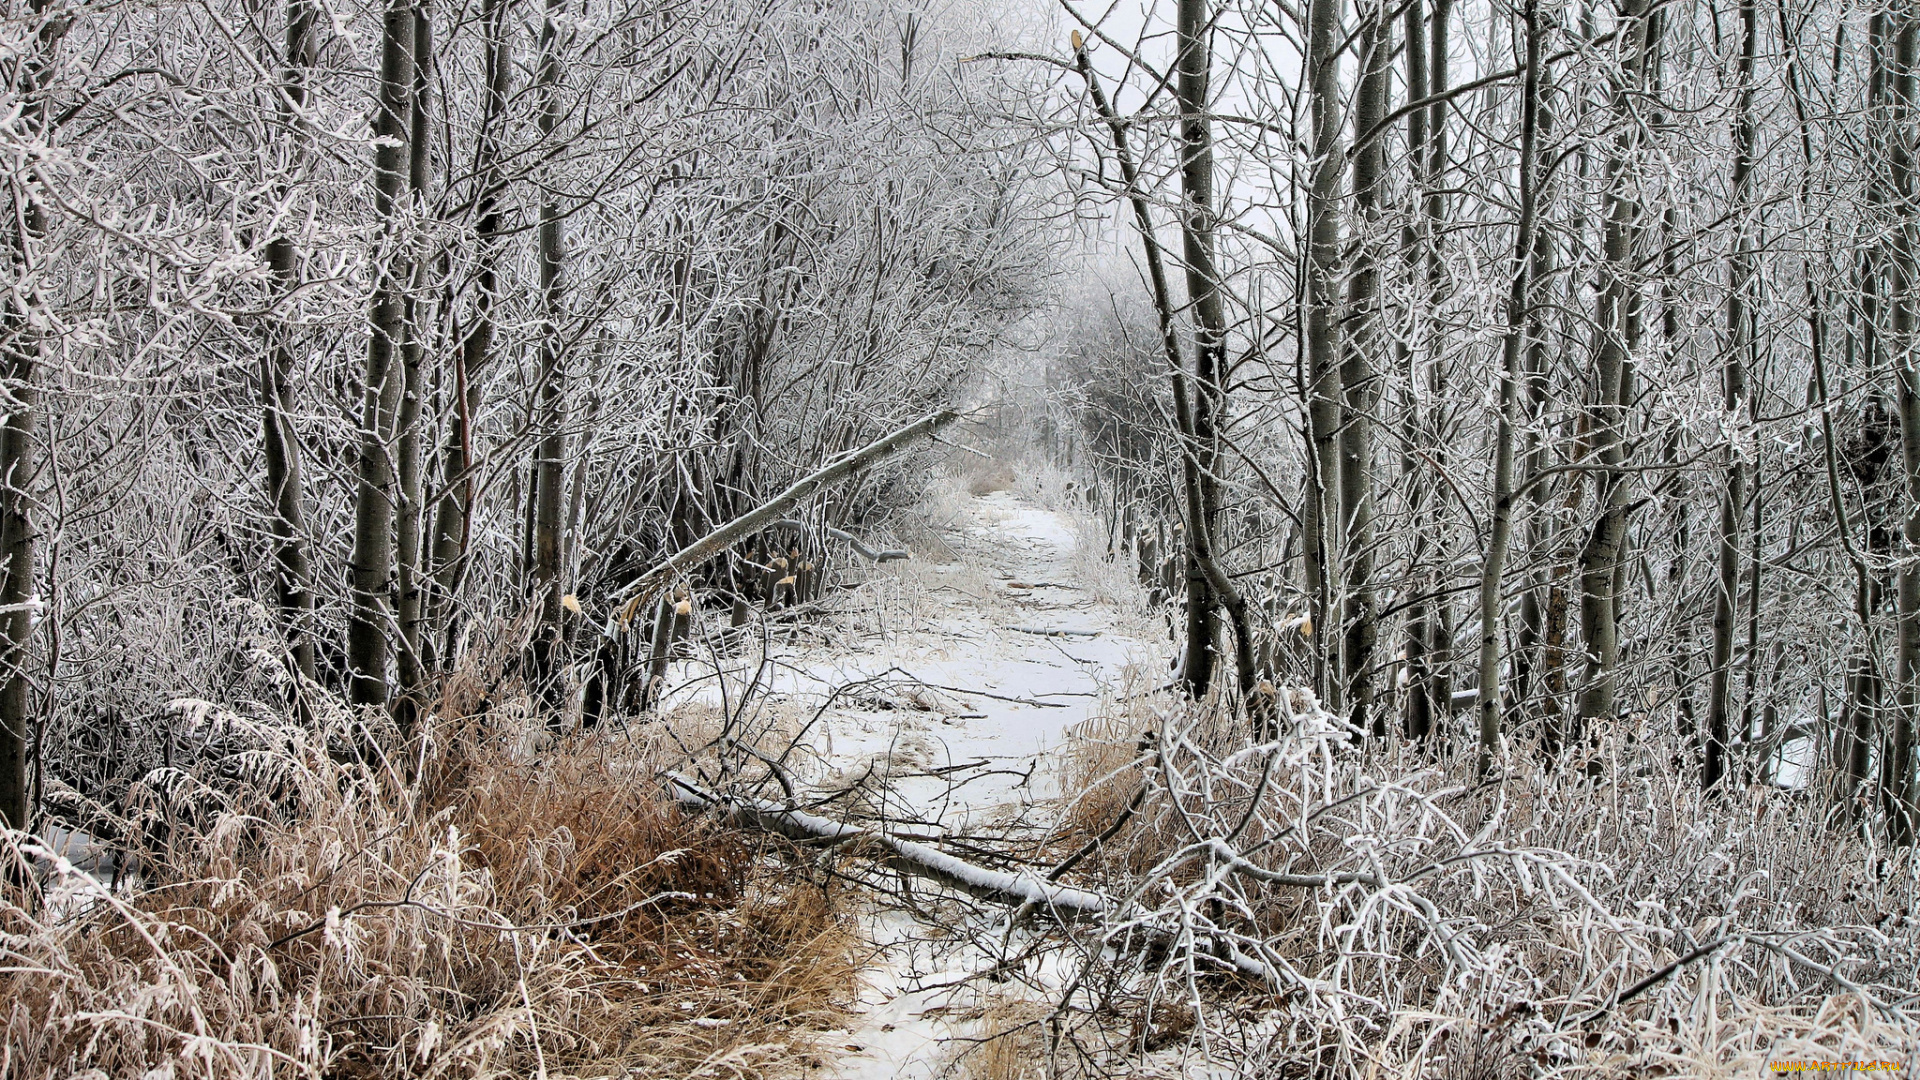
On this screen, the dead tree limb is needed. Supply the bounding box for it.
[666,773,1109,917]
[614,410,959,627]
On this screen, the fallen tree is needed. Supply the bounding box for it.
[665,774,1283,982]
[613,409,961,628]
[665,773,1110,918]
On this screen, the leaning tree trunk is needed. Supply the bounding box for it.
[1302,0,1346,712]
[429,0,511,662]
[1070,35,1256,705]
[346,0,415,709]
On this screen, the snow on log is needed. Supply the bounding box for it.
[667,773,1109,918]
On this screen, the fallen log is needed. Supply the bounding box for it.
[666,773,1108,918]
[669,774,1285,984]
[614,410,960,627]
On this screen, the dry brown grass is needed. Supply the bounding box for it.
[0,688,856,1078]
[964,461,1016,497]
[956,992,1051,1080]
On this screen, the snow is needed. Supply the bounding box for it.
[750,489,1160,817]
[664,483,1162,1075]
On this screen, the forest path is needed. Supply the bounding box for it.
[780,484,1161,1078]
[772,487,1161,821]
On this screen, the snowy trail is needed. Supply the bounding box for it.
[655,484,1159,1076]
[749,488,1161,824]
[779,487,1158,1078]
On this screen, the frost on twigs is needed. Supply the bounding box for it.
[1022,690,1920,1077]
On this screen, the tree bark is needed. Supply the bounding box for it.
[0,0,58,829]
[1477,0,1542,775]
[1070,36,1256,705]
[0,246,34,831]
[346,0,415,709]
[528,0,569,719]
[1886,4,1919,843]
[1341,0,1389,735]
[394,0,432,734]
[613,410,962,626]
[1174,0,1232,699]
[1573,0,1654,736]
[1405,0,1453,741]
[1302,0,1346,713]
[0,179,38,836]
[1398,0,1432,740]
[262,0,317,689]
[429,0,511,662]
[1705,0,1757,790]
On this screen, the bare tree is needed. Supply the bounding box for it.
[1477,0,1543,772]
[262,0,318,689]
[347,0,416,709]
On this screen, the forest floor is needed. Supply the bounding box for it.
[661,475,1165,1077]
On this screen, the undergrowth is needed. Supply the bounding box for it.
[0,673,856,1079]
[1045,690,1920,1077]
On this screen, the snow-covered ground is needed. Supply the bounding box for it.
[800,490,1156,815]
[663,482,1162,1077]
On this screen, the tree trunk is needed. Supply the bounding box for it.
[612,410,962,625]
[1705,0,1757,790]
[1398,0,1432,741]
[0,0,58,829]
[0,242,34,831]
[1175,0,1234,699]
[528,0,569,720]
[1341,0,1388,735]
[263,0,317,689]
[1515,153,1557,740]
[346,0,415,709]
[1886,5,1919,844]
[0,186,39,835]
[1302,0,1346,712]
[394,0,432,735]
[1574,0,1654,737]
[429,0,511,662]
[1405,0,1453,741]
[1477,0,1542,775]
[1070,35,1257,707]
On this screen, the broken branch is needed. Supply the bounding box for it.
[666,774,1109,917]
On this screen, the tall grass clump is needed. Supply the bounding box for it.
[0,667,855,1078]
